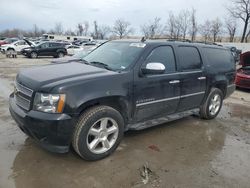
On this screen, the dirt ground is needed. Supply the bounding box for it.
[0,54,250,188]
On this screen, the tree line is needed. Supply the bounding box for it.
[0,0,250,43]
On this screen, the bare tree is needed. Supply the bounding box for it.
[83,21,89,36]
[178,10,190,39]
[225,17,237,42]
[64,29,76,36]
[54,22,63,35]
[77,23,83,36]
[189,8,198,41]
[228,0,250,42]
[98,25,111,39]
[141,17,162,38]
[165,12,181,39]
[211,18,223,42]
[199,20,212,42]
[32,24,39,37]
[93,21,99,39]
[113,19,133,39]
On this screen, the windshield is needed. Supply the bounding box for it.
[83,41,146,71]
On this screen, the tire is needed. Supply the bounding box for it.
[30,52,38,58]
[200,88,223,120]
[57,52,64,58]
[72,105,124,161]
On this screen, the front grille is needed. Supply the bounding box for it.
[14,82,33,111]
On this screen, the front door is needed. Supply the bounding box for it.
[133,45,180,122]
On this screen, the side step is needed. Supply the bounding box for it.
[127,108,200,131]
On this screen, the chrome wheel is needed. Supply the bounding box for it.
[58,52,64,58]
[209,94,221,116]
[86,117,119,154]
[30,52,37,58]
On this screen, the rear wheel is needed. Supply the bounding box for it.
[72,105,124,161]
[57,52,64,58]
[200,88,223,119]
[30,52,38,58]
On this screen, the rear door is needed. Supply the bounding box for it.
[176,45,206,112]
[133,45,180,121]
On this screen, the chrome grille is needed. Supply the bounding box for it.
[14,82,33,111]
[15,82,33,97]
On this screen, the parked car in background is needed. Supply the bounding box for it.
[0,40,33,54]
[235,52,250,89]
[51,49,90,63]
[0,38,19,46]
[66,45,83,56]
[21,41,67,58]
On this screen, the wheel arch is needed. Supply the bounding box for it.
[76,96,130,125]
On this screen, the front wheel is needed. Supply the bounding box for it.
[30,52,38,58]
[72,105,124,161]
[200,88,223,119]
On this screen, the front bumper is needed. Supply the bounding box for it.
[235,75,250,89]
[9,93,74,153]
[225,84,236,98]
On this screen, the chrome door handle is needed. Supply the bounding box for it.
[169,80,180,84]
[198,77,206,80]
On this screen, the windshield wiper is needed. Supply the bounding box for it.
[88,61,114,71]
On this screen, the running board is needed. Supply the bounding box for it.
[127,108,200,131]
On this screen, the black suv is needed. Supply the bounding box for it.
[21,41,67,58]
[9,40,236,160]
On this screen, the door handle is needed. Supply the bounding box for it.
[198,77,206,80]
[169,80,180,84]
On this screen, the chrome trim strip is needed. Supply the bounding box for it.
[227,84,236,88]
[136,96,180,107]
[147,70,203,77]
[136,91,205,107]
[15,81,33,97]
[180,91,205,98]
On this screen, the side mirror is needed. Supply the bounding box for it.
[141,62,165,75]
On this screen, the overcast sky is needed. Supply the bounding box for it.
[0,0,231,33]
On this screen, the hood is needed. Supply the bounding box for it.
[240,52,250,67]
[238,67,250,76]
[51,56,81,64]
[16,62,115,91]
[23,38,35,47]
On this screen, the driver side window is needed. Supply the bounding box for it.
[145,46,176,73]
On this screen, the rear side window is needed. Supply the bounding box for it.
[204,48,233,66]
[145,46,176,73]
[178,46,202,71]
[50,43,61,47]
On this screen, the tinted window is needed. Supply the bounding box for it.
[145,46,176,73]
[49,36,54,39]
[178,46,202,71]
[40,43,49,48]
[50,43,62,47]
[204,48,233,66]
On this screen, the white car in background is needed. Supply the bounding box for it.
[66,45,84,56]
[0,40,33,54]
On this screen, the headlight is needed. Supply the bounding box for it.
[33,93,66,113]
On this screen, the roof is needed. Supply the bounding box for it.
[113,39,227,49]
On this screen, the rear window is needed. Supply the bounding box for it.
[178,46,202,71]
[204,48,233,66]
